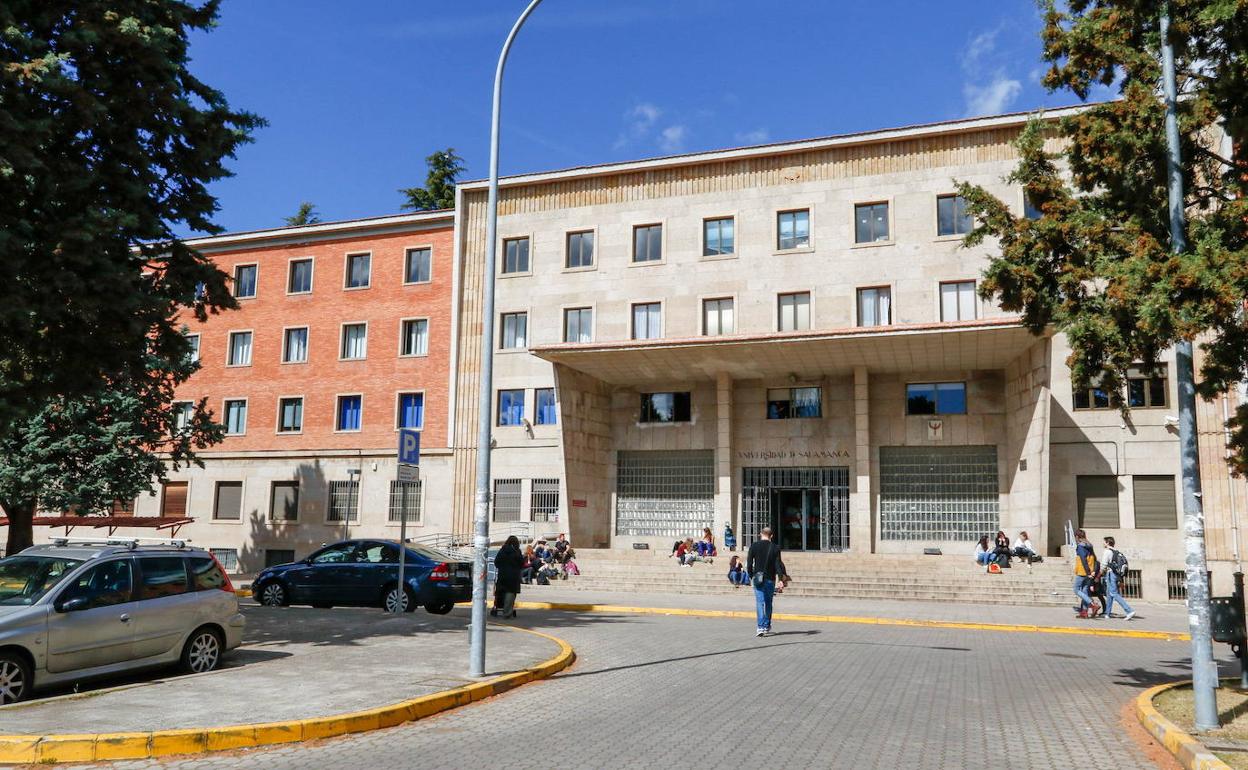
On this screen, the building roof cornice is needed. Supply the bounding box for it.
[181,209,454,252]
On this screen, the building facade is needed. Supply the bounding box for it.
[448,109,1246,600]
[113,212,458,572]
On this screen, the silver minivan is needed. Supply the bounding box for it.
[0,538,245,704]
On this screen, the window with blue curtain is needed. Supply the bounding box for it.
[337,395,362,431]
[398,393,424,429]
[535,388,557,425]
[497,389,525,426]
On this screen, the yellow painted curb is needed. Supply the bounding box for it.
[0,625,573,764]
[1136,679,1234,770]
[508,600,1190,642]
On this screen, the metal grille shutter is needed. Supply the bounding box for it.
[616,450,714,538]
[213,482,242,520]
[161,482,188,517]
[1133,475,1178,529]
[1077,476,1120,528]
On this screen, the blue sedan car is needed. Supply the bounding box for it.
[250,540,471,614]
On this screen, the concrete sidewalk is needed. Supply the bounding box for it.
[0,604,555,734]
[522,583,1192,634]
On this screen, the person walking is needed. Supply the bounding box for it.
[1100,536,1136,620]
[491,535,524,619]
[747,527,787,637]
[1072,529,1099,619]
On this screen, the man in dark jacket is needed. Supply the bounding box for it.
[491,536,524,619]
[747,527,788,637]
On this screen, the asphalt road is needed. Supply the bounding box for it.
[87,604,1213,770]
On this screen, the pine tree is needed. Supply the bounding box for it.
[399,149,465,211]
[284,202,322,226]
[958,0,1248,473]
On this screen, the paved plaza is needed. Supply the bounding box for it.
[79,599,1226,770]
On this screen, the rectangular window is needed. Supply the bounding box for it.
[937,194,973,236]
[905,382,968,415]
[503,237,530,274]
[1077,475,1120,528]
[777,209,810,250]
[269,481,299,521]
[531,478,560,522]
[277,397,303,433]
[227,331,252,366]
[283,327,308,363]
[186,334,200,364]
[404,248,431,283]
[1126,364,1168,408]
[288,259,313,293]
[340,323,367,359]
[397,393,424,429]
[777,292,811,332]
[388,480,422,523]
[703,298,735,336]
[492,479,522,522]
[224,399,247,435]
[632,302,662,339]
[857,286,892,327]
[633,224,663,262]
[213,481,242,521]
[327,480,359,522]
[855,202,890,243]
[640,392,691,423]
[209,548,239,573]
[233,264,257,299]
[401,319,429,356]
[172,401,193,433]
[1073,373,1115,410]
[500,312,528,349]
[138,557,189,600]
[703,217,735,256]
[336,395,362,431]
[563,307,592,343]
[346,253,371,288]
[566,231,594,268]
[535,388,557,425]
[940,281,977,322]
[265,549,295,568]
[1134,475,1178,529]
[767,387,822,419]
[498,389,525,426]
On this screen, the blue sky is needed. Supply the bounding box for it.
[186,0,1090,236]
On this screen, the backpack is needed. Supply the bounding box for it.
[1108,548,1129,577]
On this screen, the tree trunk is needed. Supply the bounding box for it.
[1,498,35,556]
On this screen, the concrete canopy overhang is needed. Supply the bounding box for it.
[531,318,1047,385]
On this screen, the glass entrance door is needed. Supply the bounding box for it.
[772,489,821,551]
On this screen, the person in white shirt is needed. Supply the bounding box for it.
[1101,536,1136,620]
[974,535,994,566]
[1012,532,1039,563]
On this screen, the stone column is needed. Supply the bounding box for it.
[715,372,734,544]
[851,366,872,554]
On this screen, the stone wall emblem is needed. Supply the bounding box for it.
[927,419,944,441]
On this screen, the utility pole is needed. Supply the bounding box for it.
[469,0,544,678]
[1160,2,1219,731]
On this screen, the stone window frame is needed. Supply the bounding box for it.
[343,251,372,290]
[499,233,533,278]
[402,244,434,285]
[774,207,815,254]
[563,227,598,273]
[851,198,895,247]
[286,256,315,295]
[232,262,259,300]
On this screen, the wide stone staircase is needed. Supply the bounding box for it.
[541,549,1075,607]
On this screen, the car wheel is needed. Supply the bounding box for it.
[0,652,31,705]
[259,582,288,607]
[383,585,416,613]
[425,601,454,615]
[181,627,223,675]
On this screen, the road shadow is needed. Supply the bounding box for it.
[1113,656,1244,689]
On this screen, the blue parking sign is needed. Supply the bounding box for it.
[398,429,420,466]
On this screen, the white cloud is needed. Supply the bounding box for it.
[734,128,770,145]
[659,125,688,153]
[614,102,663,150]
[963,75,1023,117]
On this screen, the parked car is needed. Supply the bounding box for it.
[250,540,471,614]
[0,538,244,704]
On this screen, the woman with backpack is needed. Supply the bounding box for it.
[1073,529,1099,618]
[1101,536,1136,620]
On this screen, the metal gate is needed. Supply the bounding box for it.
[741,467,850,551]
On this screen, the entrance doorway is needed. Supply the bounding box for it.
[741,467,849,551]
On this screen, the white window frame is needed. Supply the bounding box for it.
[339,321,368,361]
[394,390,426,431]
[226,329,254,368]
[403,245,434,285]
[286,256,315,295]
[343,251,372,290]
[281,325,309,365]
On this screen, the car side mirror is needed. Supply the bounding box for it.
[56,596,90,613]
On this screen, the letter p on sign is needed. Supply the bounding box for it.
[398,429,421,466]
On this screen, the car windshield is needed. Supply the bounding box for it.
[0,555,83,606]
[404,544,454,563]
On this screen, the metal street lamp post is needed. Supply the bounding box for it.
[469,0,545,678]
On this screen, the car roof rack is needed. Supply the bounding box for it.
[49,536,191,550]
